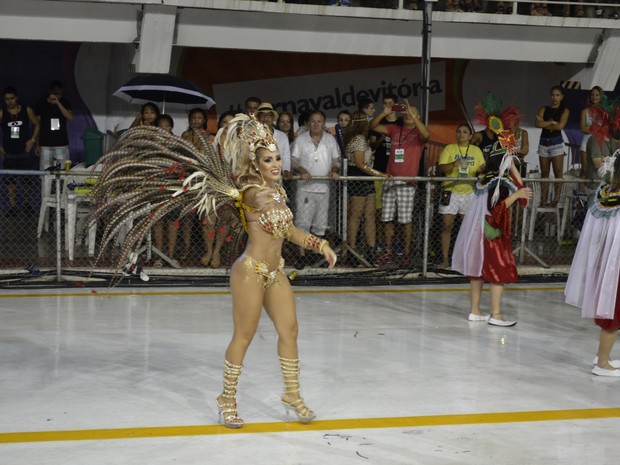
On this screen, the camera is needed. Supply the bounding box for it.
[391,104,406,112]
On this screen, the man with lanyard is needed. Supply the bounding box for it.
[0,86,40,216]
[369,100,430,266]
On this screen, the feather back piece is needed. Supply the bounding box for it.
[88,126,240,269]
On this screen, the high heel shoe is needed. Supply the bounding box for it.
[279,357,316,423]
[216,360,244,428]
[281,397,316,423]
[216,397,243,428]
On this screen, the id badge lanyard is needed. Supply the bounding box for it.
[394,127,414,163]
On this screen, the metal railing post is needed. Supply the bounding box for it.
[55,174,62,282]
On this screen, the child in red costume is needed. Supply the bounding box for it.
[452,141,532,326]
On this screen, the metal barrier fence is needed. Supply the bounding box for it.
[0,165,591,287]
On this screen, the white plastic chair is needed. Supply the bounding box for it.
[37,162,86,238]
[65,163,102,261]
[527,173,574,244]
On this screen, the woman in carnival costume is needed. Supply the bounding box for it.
[565,101,620,377]
[452,104,533,327]
[584,95,620,183]
[88,115,337,427]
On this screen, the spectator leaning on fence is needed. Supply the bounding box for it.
[369,99,429,267]
[291,110,340,269]
[0,86,40,216]
[344,110,390,266]
[436,123,485,269]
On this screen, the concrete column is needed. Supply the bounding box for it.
[135,5,177,74]
[571,29,620,92]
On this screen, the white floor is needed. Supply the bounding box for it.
[1,283,619,464]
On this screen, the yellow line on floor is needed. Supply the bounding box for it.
[1,408,618,444]
[0,286,565,299]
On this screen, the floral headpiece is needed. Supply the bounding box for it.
[225,114,278,161]
[589,96,620,146]
[473,92,522,152]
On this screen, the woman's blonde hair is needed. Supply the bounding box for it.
[343,110,369,148]
[236,147,267,187]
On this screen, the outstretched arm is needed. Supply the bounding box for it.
[504,186,532,209]
[287,226,337,270]
[369,106,393,135]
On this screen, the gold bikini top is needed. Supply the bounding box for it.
[236,184,293,238]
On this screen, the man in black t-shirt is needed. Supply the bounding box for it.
[35,80,73,171]
[35,81,73,201]
[372,93,403,173]
[471,127,498,162]
[0,86,40,215]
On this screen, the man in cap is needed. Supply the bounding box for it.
[255,102,292,180]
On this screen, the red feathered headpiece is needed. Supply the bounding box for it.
[589,96,620,147]
[473,92,523,135]
[473,93,523,153]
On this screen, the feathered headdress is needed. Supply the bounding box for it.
[473,92,522,139]
[226,114,277,161]
[474,93,523,197]
[214,114,278,174]
[88,126,241,269]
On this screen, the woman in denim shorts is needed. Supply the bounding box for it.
[535,85,570,206]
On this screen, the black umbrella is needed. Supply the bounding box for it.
[113,74,215,112]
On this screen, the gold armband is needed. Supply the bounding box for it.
[363,164,383,177]
[303,234,328,253]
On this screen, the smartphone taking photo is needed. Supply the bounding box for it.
[391,104,406,112]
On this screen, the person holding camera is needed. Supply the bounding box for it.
[35,81,73,170]
[436,124,485,269]
[369,100,429,267]
[35,80,73,202]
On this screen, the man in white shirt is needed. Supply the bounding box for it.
[291,111,340,268]
[255,102,292,180]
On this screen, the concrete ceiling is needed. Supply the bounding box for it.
[1,0,619,88]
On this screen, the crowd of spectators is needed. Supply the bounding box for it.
[259,1,619,18]
[0,81,73,217]
[2,78,618,272]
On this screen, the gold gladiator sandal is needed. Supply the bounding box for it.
[279,357,316,423]
[216,360,244,429]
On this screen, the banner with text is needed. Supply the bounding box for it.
[214,63,445,122]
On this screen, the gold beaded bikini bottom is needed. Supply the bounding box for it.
[243,256,285,289]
